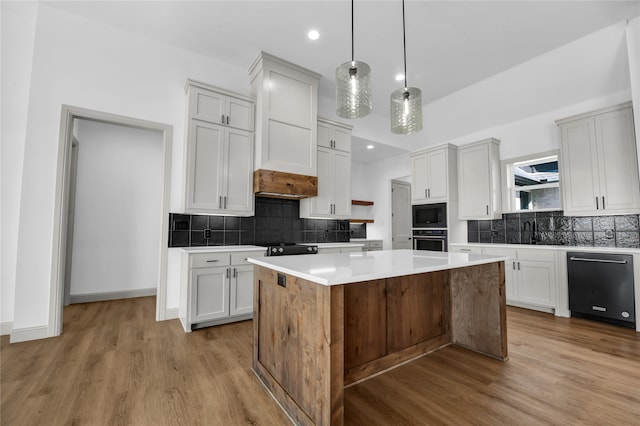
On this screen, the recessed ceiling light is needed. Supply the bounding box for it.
[366,144,374,150]
[308,30,320,40]
[395,74,404,81]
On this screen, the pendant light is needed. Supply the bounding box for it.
[336,0,372,119]
[390,0,422,134]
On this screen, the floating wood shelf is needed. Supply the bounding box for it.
[351,200,374,206]
[350,219,374,224]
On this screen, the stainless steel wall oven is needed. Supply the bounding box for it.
[413,229,448,252]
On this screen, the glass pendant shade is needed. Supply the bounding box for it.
[336,60,372,119]
[390,86,422,134]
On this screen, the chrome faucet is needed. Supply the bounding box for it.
[522,220,537,244]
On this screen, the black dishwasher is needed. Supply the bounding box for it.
[567,252,635,328]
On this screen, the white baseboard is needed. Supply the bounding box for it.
[10,325,49,343]
[70,287,156,304]
[165,308,179,320]
[1,322,13,336]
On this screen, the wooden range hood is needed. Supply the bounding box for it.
[253,169,318,199]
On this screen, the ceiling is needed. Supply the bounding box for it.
[46,1,640,163]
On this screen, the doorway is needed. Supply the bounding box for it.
[391,179,412,249]
[50,106,172,336]
[65,119,164,304]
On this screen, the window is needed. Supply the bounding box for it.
[502,152,560,212]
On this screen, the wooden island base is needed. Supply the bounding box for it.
[252,262,507,426]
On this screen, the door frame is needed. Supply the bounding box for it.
[391,179,412,250]
[50,105,173,336]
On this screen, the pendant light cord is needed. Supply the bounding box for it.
[351,0,355,62]
[402,0,407,88]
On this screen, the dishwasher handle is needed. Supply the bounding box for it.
[569,256,628,264]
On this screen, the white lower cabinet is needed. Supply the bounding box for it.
[452,244,557,312]
[483,246,556,311]
[180,249,265,332]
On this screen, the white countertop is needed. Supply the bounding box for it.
[450,243,640,255]
[247,249,508,286]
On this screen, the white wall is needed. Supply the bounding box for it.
[419,21,632,151]
[10,4,252,334]
[70,119,163,296]
[626,17,640,176]
[0,1,38,333]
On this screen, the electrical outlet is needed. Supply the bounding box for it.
[204,229,211,239]
[605,229,614,239]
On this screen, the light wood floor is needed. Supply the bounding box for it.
[2,297,639,425]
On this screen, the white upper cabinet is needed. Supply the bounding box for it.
[557,102,640,216]
[184,81,255,215]
[300,118,352,219]
[188,80,254,131]
[410,144,457,204]
[457,138,502,220]
[249,52,320,176]
[318,119,351,152]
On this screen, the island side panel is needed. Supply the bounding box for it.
[252,266,344,426]
[343,272,451,385]
[449,261,508,360]
[344,280,387,370]
[387,271,450,352]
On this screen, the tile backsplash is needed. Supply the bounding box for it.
[467,211,640,248]
[169,198,350,247]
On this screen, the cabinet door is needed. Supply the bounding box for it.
[332,150,352,218]
[411,154,429,203]
[308,147,333,216]
[223,129,254,214]
[191,88,225,125]
[560,118,600,214]
[333,126,351,152]
[317,121,332,149]
[191,267,230,323]
[458,143,492,219]
[517,260,555,308]
[595,107,640,213]
[225,97,254,132]
[425,148,448,201]
[230,265,254,316]
[186,121,225,211]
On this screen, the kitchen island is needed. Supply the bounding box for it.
[247,250,509,426]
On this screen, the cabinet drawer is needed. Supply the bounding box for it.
[517,248,555,263]
[482,247,516,259]
[451,245,482,254]
[190,252,231,268]
[231,251,266,265]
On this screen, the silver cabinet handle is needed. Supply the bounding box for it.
[233,268,237,278]
[424,189,428,198]
[486,205,489,215]
[206,259,219,263]
[226,268,229,278]
[517,261,521,270]
[569,257,627,264]
[428,188,430,198]
[602,196,605,209]
[460,248,471,252]
[226,116,229,125]
[221,114,225,124]
[596,197,599,209]
[219,196,222,208]
[224,196,227,209]
[512,261,515,270]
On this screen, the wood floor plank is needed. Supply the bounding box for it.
[2,298,639,425]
